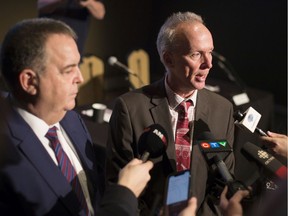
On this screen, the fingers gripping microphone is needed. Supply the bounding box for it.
[138,124,168,162]
[234,107,268,136]
[242,142,287,180]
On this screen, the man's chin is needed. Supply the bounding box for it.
[65,101,76,111]
[194,81,206,90]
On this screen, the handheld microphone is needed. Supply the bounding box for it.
[242,142,287,180]
[138,124,168,162]
[234,107,268,136]
[213,154,234,182]
[108,56,137,76]
[197,132,250,199]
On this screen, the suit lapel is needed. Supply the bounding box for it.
[193,90,211,140]
[7,109,83,215]
[148,79,177,170]
[60,112,95,172]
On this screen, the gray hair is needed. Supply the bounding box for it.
[156,12,204,63]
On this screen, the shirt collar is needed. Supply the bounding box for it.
[165,75,198,110]
[15,107,60,137]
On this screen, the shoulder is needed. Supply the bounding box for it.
[116,78,165,103]
[198,88,233,107]
[61,110,88,132]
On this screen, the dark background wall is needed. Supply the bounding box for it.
[0,0,287,111]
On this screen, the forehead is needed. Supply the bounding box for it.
[174,22,213,51]
[44,34,80,63]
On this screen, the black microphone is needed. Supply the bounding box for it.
[197,132,233,180]
[242,142,287,180]
[138,124,168,162]
[234,107,268,137]
[197,132,250,198]
[213,154,234,182]
[108,56,137,76]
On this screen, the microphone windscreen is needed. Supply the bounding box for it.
[242,142,287,179]
[138,124,168,158]
[197,131,216,140]
[108,56,117,66]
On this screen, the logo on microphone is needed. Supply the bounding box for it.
[199,140,231,153]
[257,150,269,159]
[153,128,167,144]
[257,149,275,165]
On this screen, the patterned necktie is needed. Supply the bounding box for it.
[175,100,192,171]
[45,126,89,216]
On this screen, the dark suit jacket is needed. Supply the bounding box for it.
[106,78,235,216]
[0,99,138,216]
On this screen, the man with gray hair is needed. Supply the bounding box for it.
[106,11,235,215]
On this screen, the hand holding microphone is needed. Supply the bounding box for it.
[219,185,250,216]
[117,124,168,198]
[118,158,153,198]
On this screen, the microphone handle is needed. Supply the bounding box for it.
[141,151,150,162]
[213,155,234,182]
[114,62,145,87]
[255,127,268,136]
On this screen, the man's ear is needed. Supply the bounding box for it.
[163,51,174,68]
[19,69,38,95]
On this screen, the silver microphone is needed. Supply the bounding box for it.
[108,56,137,76]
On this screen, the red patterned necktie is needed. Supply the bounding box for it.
[175,100,192,171]
[45,126,89,216]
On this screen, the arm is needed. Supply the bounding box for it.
[98,159,153,216]
[79,0,105,19]
[37,0,67,14]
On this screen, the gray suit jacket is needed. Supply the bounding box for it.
[106,78,235,216]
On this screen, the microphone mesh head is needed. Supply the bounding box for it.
[108,56,117,66]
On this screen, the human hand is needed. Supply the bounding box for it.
[261,131,288,158]
[117,158,153,197]
[219,186,250,216]
[178,197,197,216]
[78,0,105,19]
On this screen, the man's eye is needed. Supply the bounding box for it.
[190,52,201,59]
[62,69,74,75]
